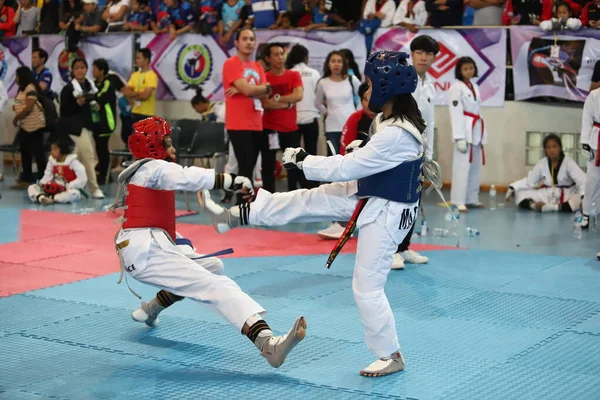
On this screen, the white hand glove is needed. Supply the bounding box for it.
[345,139,364,154]
[582,144,593,162]
[223,173,254,195]
[456,139,468,153]
[566,17,582,30]
[505,186,515,202]
[282,147,308,170]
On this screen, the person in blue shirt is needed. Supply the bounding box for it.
[123,0,153,31]
[248,0,287,29]
[32,48,54,100]
[154,0,195,39]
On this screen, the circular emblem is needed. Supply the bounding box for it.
[0,50,7,82]
[58,48,86,83]
[176,44,213,89]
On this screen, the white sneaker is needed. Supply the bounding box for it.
[360,351,405,377]
[582,215,589,229]
[317,222,346,240]
[400,250,428,264]
[131,302,160,327]
[92,189,105,199]
[391,253,405,270]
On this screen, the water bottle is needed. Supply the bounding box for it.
[421,220,428,236]
[489,185,497,210]
[433,228,449,237]
[590,202,598,233]
[467,227,480,236]
[573,210,583,239]
[90,100,100,123]
[445,205,459,222]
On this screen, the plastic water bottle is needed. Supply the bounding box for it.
[590,202,598,233]
[573,210,583,239]
[433,228,449,237]
[90,101,101,123]
[467,227,480,236]
[421,220,428,236]
[445,206,459,222]
[489,185,497,210]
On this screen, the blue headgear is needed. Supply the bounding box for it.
[364,51,418,112]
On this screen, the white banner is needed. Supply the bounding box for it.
[141,30,367,100]
[39,34,133,95]
[0,37,32,97]
[372,28,507,107]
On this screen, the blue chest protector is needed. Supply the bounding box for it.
[357,157,424,203]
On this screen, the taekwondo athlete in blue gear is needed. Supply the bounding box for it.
[198,51,428,377]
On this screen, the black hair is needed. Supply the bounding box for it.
[51,135,76,155]
[556,2,572,14]
[15,66,42,93]
[190,87,209,106]
[339,49,362,81]
[543,133,564,158]
[383,58,426,133]
[410,35,440,55]
[454,56,478,80]
[264,42,284,59]
[235,28,255,41]
[322,50,348,78]
[92,58,109,75]
[33,48,49,64]
[358,82,369,100]
[285,44,309,69]
[70,57,88,79]
[137,48,151,62]
[136,0,148,6]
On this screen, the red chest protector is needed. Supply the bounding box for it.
[53,164,77,182]
[122,184,176,240]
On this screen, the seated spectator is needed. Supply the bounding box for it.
[580,0,600,27]
[156,0,195,40]
[393,0,427,32]
[503,0,579,25]
[425,0,463,27]
[197,0,221,34]
[59,0,82,32]
[123,0,152,31]
[359,0,396,53]
[102,0,130,31]
[540,1,582,30]
[15,0,41,35]
[279,10,293,28]
[506,134,585,213]
[39,0,60,34]
[217,0,246,45]
[27,135,87,205]
[248,0,287,29]
[0,0,17,37]
[75,0,106,34]
[326,0,365,30]
[303,0,332,31]
[467,0,504,26]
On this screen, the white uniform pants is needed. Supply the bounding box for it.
[515,187,581,211]
[70,128,100,193]
[583,159,600,215]
[225,141,262,181]
[122,230,265,331]
[27,184,81,203]
[249,184,406,357]
[451,143,483,206]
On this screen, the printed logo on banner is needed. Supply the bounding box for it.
[428,42,458,79]
[58,48,86,82]
[0,51,7,81]
[176,44,213,90]
[527,37,584,90]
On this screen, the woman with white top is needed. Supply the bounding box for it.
[102,0,130,31]
[393,0,427,32]
[315,50,361,156]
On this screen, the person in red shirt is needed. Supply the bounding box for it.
[222,28,272,204]
[340,82,375,156]
[262,43,304,192]
[0,0,16,37]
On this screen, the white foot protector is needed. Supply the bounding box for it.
[400,250,429,264]
[391,253,405,270]
[131,302,160,327]
[197,190,236,234]
[541,204,559,212]
[360,351,405,377]
[261,316,307,368]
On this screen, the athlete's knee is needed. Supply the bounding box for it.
[199,257,224,275]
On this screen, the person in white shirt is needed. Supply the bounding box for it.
[581,87,600,230]
[449,57,487,213]
[361,0,397,52]
[314,50,361,239]
[393,0,427,32]
[0,80,8,182]
[392,34,438,270]
[286,44,320,188]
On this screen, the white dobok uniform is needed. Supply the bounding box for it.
[413,73,436,161]
[449,79,487,206]
[581,88,600,216]
[246,116,424,357]
[28,154,87,203]
[115,159,265,330]
[510,156,585,210]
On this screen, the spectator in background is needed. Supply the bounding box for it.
[76,0,106,34]
[0,80,8,182]
[91,58,117,184]
[32,48,54,100]
[468,0,504,26]
[339,48,362,106]
[122,48,158,141]
[327,0,366,30]
[360,0,396,54]
[393,0,427,32]
[102,0,130,31]
[197,0,221,34]
[262,43,304,191]
[15,0,41,35]
[540,2,582,30]
[11,67,47,190]
[303,0,332,31]
[426,0,463,27]
[222,28,272,203]
[248,0,287,29]
[217,0,246,46]
[503,0,580,25]
[39,0,60,34]
[339,82,374,155]
[0,0,17,37]
[165,0,196,40]
[278,10,293,28]
[59,0,82,32]
[123,0,152,31]
[580,0,600,27]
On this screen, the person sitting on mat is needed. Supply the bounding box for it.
[27,135,88,205]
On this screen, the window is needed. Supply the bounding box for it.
[526,131,586,169]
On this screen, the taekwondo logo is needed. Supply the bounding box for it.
[428,42,458,80]
[0,51,7,82]
[58,48,86,83]
[176,44,213,90]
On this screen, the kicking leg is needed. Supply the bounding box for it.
[132,289,183,327]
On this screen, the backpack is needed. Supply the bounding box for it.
[37,94,58,132]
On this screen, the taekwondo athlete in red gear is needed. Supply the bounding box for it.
[114,116,306,368]
[199,51,428,377]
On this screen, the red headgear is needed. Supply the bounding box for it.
[128,116,173,160]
